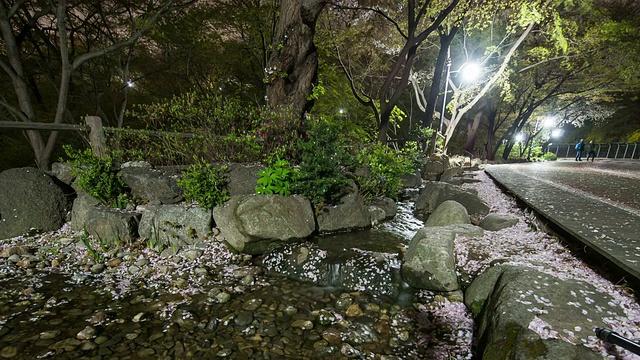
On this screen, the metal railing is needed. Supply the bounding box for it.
[548,142,640,160]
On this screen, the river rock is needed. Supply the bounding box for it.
[414,181,489,219]
[402,224,483,291]
[316,183,371,233]
[425,200,470,227]
[479,213,519,231]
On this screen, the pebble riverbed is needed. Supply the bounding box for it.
[0,220,473,359]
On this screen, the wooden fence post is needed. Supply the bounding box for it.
[85,116,106,158]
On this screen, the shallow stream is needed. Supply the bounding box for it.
[0,198,474,359]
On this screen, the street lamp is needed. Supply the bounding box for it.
[438,55,481,135]
[527,117,554,160]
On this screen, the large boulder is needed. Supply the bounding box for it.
[401,224,483,291]
[262,241,401,297]
[119,162,183,204]
[317,183,371,233]
[225,163,263,196]
[70,191,102,231]
[0,167,73,239]
[71,190,140,243]
[138,204,213,249]
[425,200,470,227]
[83,208,141,243]
[466,265,620,360]
[213,194,315,254]
[414,181,490,219]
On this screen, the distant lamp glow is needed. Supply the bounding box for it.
[339,108,345,114]
[126,81,134,88]
[551,129,563,138]
[542,116,555,128]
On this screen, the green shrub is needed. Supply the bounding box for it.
[177,159,229,209]
[251,105,304,162]
[256,159,298,196]
[399,141,427,172]
[293,118,352,205]
[357,143,413,200]
[63,145,130,208]
[114,88,262,165]
[542,152,558,161]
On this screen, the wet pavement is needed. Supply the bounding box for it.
[485,159,640,283]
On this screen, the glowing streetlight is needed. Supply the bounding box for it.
[126,81,134,88]
[439,58,482,134]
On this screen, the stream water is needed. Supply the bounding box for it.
[0,196,474,359]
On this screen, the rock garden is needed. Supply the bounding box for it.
[1,146,639,359]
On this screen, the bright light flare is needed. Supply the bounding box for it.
[460,62,482,83]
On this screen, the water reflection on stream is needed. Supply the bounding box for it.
[0,197,474,359]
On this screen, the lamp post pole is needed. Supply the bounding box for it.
[439,55,452,135]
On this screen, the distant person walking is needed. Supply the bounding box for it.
[586,140,597,162]
[575,139,585,161]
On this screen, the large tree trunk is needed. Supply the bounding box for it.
[485,107,498,160]
[266,0,326,112]
[464,111,482,154]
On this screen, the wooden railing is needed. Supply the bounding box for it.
[0,116,201,158]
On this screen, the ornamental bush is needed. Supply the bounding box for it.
[63,145,131,208]
[357,143,413,200]
[293,118,352,205]
[177,158,229,209]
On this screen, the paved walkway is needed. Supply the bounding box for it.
[484,160,640,282]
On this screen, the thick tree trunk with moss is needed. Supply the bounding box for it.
[265,0,326,112]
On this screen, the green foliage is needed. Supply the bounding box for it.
[307,81,326,101]
[256,159,298,196]
[114,89,262,165]
[407,125,437,156]
[293,118,352,205]
[542,152,558,161]
[177,159,229,209]
[80,230,105,262]
[357,143,413,200]
[400,141,428,172]
[252,105,304,162]
[63,145,130,208]
[628,130,640,143]
[113,99,304,166]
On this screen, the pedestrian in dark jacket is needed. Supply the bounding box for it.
[575,139,585,161]
[586,140,597,162]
